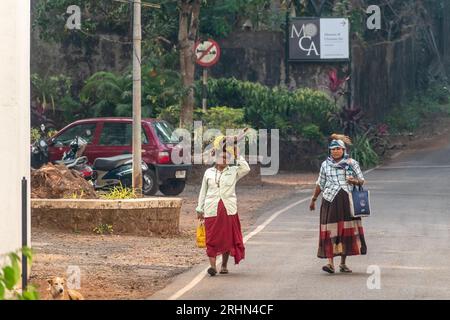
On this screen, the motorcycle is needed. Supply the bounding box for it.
[54,136,93,180]
[92,155,157,196]
[31,124,49,169]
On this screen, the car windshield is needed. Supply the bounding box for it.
[153,121,179,144]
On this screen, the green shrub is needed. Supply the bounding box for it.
[199,106,248,132]
[196,78,337,139]
[158,105,181,125]
[30,128,42,144]
[301,124,324,143]
[386,98,447,134]
[93,224,114,235]
[0,247,39,300]
[158,105,248,131]
[350,132,379,169]
[385,103,421,133]
[30,127,58,144]
[100,184,137,200]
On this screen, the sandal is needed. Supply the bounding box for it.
[322,264,335,274]
[339,264,352,273]
[207,267,217,276]
[219,268,229,274]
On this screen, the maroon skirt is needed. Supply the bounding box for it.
[204,199,245,264]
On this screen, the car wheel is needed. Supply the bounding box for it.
[143,170,158,196]
[159,180,186,196]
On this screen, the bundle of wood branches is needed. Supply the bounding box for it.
[31,163,97,199]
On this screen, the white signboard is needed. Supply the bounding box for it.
[289,18,350,61]
[320,18,349,59]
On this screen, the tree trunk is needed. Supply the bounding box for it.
[178,0,201,129]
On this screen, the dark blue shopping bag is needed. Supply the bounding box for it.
[349,185,371,217]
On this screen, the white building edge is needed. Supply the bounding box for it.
[0,0,30,257]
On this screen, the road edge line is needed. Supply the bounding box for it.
[167,166,378,300]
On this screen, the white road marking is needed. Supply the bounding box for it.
[381,265,448,271]
[378,165,450,169]
[363,165,381,175]
[167,167,377,300]
[168,196,311,300]
[391,151,404,159]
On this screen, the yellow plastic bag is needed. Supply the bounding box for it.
[196,221,206,248]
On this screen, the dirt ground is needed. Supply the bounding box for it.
[29,116,450,300]
[30,181,311,300]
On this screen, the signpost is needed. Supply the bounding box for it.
[195,39,221,112]
[288,18,350,62]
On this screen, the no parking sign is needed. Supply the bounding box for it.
[195,39,221,67]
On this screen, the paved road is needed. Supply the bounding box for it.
[152,141,450,300]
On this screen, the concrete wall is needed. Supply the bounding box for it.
[0,0,31,255]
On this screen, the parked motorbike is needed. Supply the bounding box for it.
[31,124,49,169]
[92,155,157,196]
[54,136,93,180]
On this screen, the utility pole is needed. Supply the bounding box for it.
[113,0,160,196]
[132,0,143,196]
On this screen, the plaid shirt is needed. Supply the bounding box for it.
[316,158,365,202]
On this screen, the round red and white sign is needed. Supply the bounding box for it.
[195,39,221,67]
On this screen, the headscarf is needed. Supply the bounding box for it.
[328,139,346,150]
[327,134,351,170]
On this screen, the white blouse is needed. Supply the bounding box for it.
[196,156,251,217]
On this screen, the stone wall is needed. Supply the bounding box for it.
[210,30,431,121]
[352,36,419,121]
[31,0,131,92]
[32,198,182,236]
[444,1,450,75]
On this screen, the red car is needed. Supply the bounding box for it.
[47,117,191,196]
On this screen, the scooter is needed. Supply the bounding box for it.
[54,136,93,180]
[92,155,157,196]
[31,124,49,169]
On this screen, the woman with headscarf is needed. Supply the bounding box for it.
[309,134,367,274]
[196,130,250,276]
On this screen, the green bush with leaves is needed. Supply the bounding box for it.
[199,106,248,132]
[195,78,337,139]
[78,67,183,120]
[93,224,114,235]
[0,247,39,300]
[158,105,248,131]
[100,184,137,200]
[386,84,450,134]
[80,71,134,118]
[350,132,379,170]
[30,127,58,144]
[31,73,73,114]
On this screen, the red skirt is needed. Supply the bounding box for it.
[204,199,245,264]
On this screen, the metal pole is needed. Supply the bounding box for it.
[132,0,143,196]
[21,177,27,291]
[285,6,290,87]
[202,68,208,112]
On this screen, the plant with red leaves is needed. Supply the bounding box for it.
[329,104,365,136]
[328,68,350,93]
[327,68,350,109]
[377,123,389,135]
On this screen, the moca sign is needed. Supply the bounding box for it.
[289,18,350,61]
